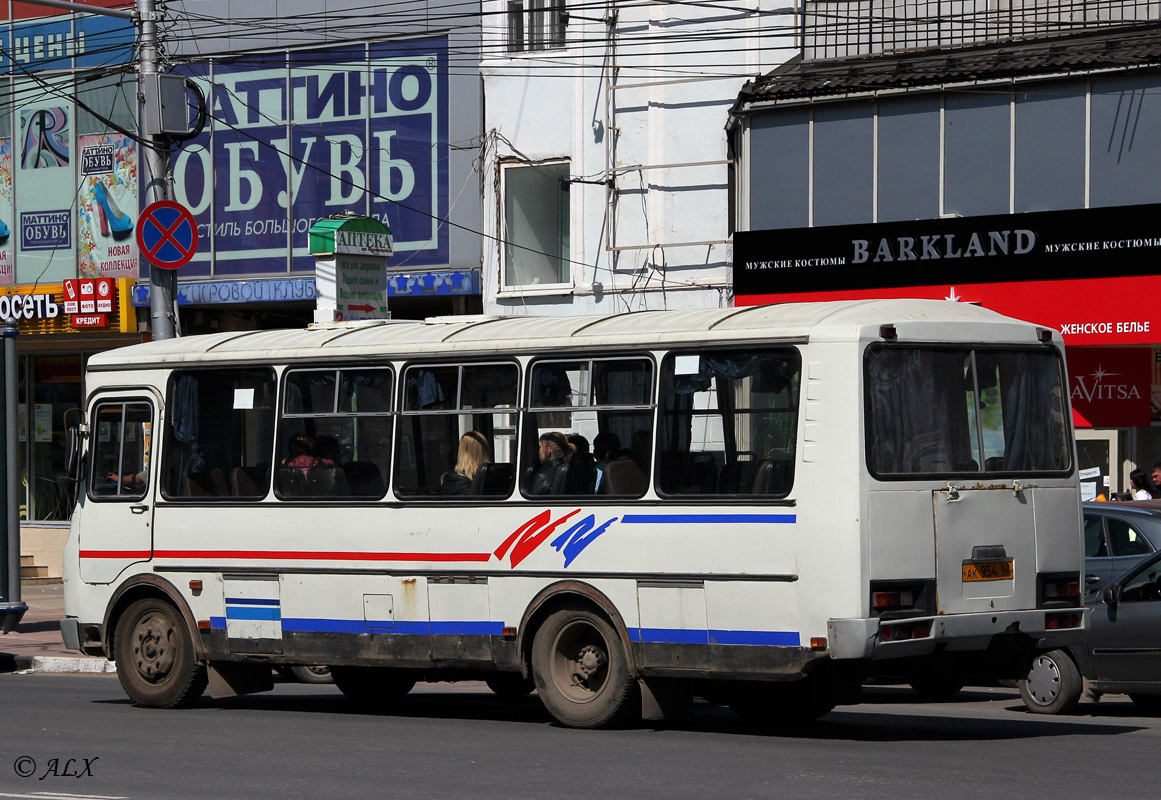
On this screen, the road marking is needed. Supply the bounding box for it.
[0,792,129,799]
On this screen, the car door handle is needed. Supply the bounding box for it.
[129,504,149,514]
[1086,574,1102,584]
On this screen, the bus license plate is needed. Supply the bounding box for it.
[962,561,1014,582]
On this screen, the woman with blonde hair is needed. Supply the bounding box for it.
[439,431,491,495]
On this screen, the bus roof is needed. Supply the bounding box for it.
[89,299,1048,370]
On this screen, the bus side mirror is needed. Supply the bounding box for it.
[65,425,84,482]
[1102,584,1122,607]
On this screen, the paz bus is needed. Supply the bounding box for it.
[60,299,1085,727]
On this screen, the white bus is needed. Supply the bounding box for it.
[61,299,1084,727]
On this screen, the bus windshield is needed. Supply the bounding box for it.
[865,346,1070,477]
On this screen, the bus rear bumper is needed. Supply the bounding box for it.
[60,617,106,657]
[827,608,1086,661]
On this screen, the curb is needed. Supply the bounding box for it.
[1,654,117,674]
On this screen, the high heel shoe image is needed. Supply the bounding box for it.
[92,181,134,239]
[0,218,9,246]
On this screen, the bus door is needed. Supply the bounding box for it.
[80,393,159,584]
[932,485,1038,614]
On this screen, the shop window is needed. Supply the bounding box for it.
[507,0,567,53]
[503,161,570,287]
[23,355,83,521]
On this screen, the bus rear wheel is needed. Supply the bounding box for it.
[114,598,206,709]
[532,605,637,728]
[330,666,416,709]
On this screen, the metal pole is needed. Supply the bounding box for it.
[0,323,26,634]
[139,0,177,340]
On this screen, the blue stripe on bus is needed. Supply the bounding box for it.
[225,607,282,621]
[620,514,796,524]
[630,627,800,646]
[224,597,281,606]
[280,618,504,636]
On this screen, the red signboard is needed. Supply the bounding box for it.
[735,275,1161,347]
[62,278,114,328]
[1065,347,1151,428]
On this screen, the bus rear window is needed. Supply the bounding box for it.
[865,346,1070,477]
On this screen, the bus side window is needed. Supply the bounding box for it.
[89,401,153,501]
[522,357,654,498]
[657,349,800,498]
[162,369,277,500]
[277,367,394,501]
[395,363,518,499]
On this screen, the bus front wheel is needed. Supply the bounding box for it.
[114,597,207,709]
[531,605,637,728]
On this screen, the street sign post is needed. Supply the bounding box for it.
[137,200,198,270]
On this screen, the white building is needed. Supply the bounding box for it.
[480,1,796,315]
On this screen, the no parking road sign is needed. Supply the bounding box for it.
[137,200,199,269]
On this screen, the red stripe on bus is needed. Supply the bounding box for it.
[151,550,493,562]
[79,550,152,559]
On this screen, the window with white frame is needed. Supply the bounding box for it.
[502,161,570,287]
[507,0,568,53]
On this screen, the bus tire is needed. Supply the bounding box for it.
[289,665,333,684]
[485,673,535,699]
[531,605,637,729]
[1019,650,1082,715]
[330,666,415,709]
[114,597,207,709]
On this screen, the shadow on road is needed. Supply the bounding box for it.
[93,683,1150,741]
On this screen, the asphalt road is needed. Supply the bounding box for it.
[2,675,1159,800]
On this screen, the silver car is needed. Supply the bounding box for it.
[1083,501,1161,591]
[1021,546,1161,714]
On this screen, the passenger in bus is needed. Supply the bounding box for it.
[592,433,621,493]
[106,468,148,490]
[439,431,491,496]
[314,435,343,466]
[530,432,572,495]
[281,433,331,477]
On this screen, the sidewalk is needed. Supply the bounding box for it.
[0,582,116,674]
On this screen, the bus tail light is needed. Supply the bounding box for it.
[880,620,931,641]
[1039,574,1081,608]
[872,590,915,611]
[1045,612,1082,630]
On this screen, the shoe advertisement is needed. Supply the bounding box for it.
[0,139,12,287]
[15,102,75,285]
[77,133,138,279]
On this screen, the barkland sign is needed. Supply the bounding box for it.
[734,204,1161,346]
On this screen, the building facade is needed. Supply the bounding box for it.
[480,0,794,314]
[4,0,482,569]
[731,4,1161,497]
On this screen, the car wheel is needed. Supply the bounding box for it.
[1128,694,1161,714]
[114,598,207,709]
[1019,650,1082,715]
[531,605,638,729]
[908,677,964,700]
[289,665,333,684]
